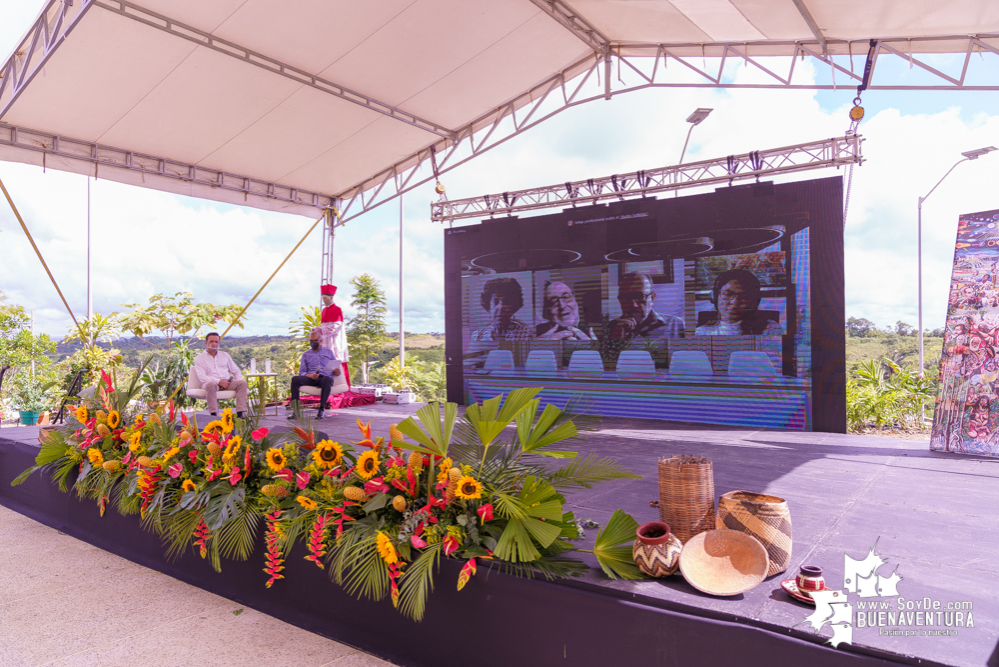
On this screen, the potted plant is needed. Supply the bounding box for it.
[13,376,53,426]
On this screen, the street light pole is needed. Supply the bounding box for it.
[917,146,997,374]
[676,108,712,196]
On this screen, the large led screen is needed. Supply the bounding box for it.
[444,177,846,432]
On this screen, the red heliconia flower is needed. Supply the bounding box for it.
[457,558,477,591]
[252,427,269,441]
[304,513,330,569]
[263,509,285,588]
[244,448,252,476]
[193,519,211,558]
[477,503,494,523]
[180,411,189,427]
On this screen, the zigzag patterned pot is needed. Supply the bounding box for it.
[632,521,683,578]
[716,491,792,576]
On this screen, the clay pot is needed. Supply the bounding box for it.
[632,521,683,577]
[796,565,825,594]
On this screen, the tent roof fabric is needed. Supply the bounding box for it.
[1,0,996,216]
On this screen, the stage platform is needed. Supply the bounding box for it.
[2,405,997,667]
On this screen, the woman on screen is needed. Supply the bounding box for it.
[470,277,533,342]
[695,268,783,336]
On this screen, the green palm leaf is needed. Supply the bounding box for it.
[547,454,641,491]
[393,401,457,457]
[398,542,442,622]
[591,509,643,580]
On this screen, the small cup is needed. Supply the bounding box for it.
[796,565,825,593]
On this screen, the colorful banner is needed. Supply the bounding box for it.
[931,208,999,456]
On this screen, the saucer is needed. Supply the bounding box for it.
[781,578,825,604]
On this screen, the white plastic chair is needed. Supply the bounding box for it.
[185,367,237,402]
[727,351,777,378]
[483,349,515,372]
[616,350,656,379]
[525,350,557,376]
[669,351,712,376]
[300,369,350,405]
[567,350,604,377]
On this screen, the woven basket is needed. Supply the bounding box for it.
[716,490,792,576]
[657,455,715,543]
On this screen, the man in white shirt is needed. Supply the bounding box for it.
[192,332,248,417]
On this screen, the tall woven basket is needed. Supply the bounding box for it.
[657,456,715,543]
[716,490,792,576]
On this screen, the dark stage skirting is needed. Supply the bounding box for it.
[0,438,938,667]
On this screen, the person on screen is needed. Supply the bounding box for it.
[696,268,783,336]
[536,281,595,341]
[608,272,684,341]
[471,277,533,341]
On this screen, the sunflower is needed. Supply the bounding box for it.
[375,531,398,566]
[129,432,142,452]
[181,479,197,493]
[202,420,224,436]
[107,410,121,429]
[87,448,104,467]
[355,450,380,480]
[221,408,235,434]
[296,495,319,510]
[453,475,483,500]
[312,440,343,469]
[76,405,89,422]
[265,448,287,472]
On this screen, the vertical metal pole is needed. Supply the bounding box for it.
[675,124,696,197]
[399,193,405,368]
[917,197,924,375]
[87,177,92,319]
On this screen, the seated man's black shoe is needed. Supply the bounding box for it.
[236,411,245,418]
[210,412,217,417]
[316,409,325,420]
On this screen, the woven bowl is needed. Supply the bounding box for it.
[679,529,769,596]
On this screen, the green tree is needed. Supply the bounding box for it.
[346,274,388,384]
[0,292,57,404]
[846,316,878,338]
[120,292,245,348]
[288,306,322,358]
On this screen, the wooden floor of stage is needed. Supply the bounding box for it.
[5,404,998,667]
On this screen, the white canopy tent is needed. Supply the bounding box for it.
[2,0,997,224]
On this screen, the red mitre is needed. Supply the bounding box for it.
[320,284,337,295]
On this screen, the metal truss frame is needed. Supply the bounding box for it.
[0,0,93,119]
[431,135,863,222]
[334,33,999,227]
[0,123,338,211]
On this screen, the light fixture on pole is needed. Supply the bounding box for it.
[676,108,712,196]
[917,145,996,374]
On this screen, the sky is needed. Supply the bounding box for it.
[3,2,999,339]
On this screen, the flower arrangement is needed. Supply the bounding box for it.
[14,383,644,621]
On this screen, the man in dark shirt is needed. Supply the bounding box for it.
[288,330,341,420]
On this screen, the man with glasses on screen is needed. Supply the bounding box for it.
[536,281,595,341]
[608,272,684,341]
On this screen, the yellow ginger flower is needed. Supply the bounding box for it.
[392,495,407,512]
[375,531,398,566]
[96,410,108,422]
[136,456,154,468]
[147,413,162,427]
[96,424,111,439]
[389,424,405,442]
[449,467,462,482]
[102,460,122,472]
[207,442,223,458]
[407,451,423,474]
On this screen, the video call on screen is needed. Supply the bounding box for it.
[443,177,846,433]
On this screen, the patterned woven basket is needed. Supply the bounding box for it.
[657,455,715,543]
[716,490,792,576]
